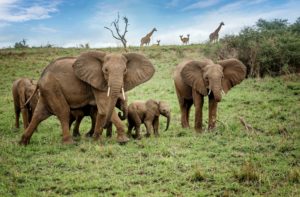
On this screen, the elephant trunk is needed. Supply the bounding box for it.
[103,78,123,128]
[117,97,128,120]
[165,113,171,131]
[212,86,222,102]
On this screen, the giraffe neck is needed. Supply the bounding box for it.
[215,24,223,34]
[147,29,155,37]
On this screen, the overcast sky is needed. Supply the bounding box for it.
[0,0,299,48]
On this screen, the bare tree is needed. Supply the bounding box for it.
[104,13,129,51]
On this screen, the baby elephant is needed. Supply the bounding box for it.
[12,78,38,130]
[127,99,171,139]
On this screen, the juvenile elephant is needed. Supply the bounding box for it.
[127,99,171,139]
[19,51,155,145]
[12,78,38,130]
[70,95,127,138]
[173,58,246,132]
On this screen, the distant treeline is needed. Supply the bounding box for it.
[204,18,300,77]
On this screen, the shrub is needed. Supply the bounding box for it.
[14,39,29,49]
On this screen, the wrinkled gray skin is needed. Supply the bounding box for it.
[127,99,171,139]
[12,78,38,130]
[174,58,246,132]
[19,51,155,145]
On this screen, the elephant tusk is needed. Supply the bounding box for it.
[208,89,211,95]
[107,87,110,97]
[221,90,225,95]
[122,87,126,100]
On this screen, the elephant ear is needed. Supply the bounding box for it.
[218,58,247,93]
[181,60,210,95]
[123,53,155,91]
[146,99,160,116]
[73,51,107,90]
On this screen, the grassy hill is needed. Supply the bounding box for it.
[0,46,299,196]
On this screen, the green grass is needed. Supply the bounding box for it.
[0,46,299,196]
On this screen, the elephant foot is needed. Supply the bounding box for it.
[85,131,94,138]
[182,125,190,128]
[62,136,74,145]
[85,131,94,137]
[144,133,151,138]
[117,133,129,145]
[208,125,216,131]
[106,131,112,138]
[73,132,81,138]
[132,133,142,140]
[93,133,101,141]
[19,135,30,145]
[195,127,203,133]
[181,122,190,128]
[127,132,132,138]
[154,133,160,137]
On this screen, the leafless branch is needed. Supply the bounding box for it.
[104,27,121,41]
[239,116,264,134]
[104,12,129,51]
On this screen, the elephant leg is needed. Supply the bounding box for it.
[128,111,142,139]
[86,113,96,137]
[21,108,29,129]
[93,113,105,140]
[192,91,204,133]
[42,83,73,144]
[185,99,193,127]
[69,114,75,130]
[153,117,159,137]
[176,93,188,128]
[14,105,20,129]
[127,117,134,137]
[144,118,153,137]
[110,111,129,144]
[19,98,51,145]
[208,96,218,130]
[73,115,83,137]
[106,122,113,138]
[175,85,192,128]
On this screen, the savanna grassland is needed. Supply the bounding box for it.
[0,46,299,197]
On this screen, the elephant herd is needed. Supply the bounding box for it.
[12,51,246,145]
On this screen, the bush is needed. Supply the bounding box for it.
[14,39,29,49]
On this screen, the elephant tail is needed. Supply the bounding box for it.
[22,85,39,109]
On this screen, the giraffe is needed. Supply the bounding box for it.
[180,34,190,45]
[140,28,157,46]
[209,22,225,43]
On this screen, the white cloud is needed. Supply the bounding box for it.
[0,0,60,22]
[183,0,220,11]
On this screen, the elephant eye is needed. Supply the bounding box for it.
[103,68,108,74]
[124,68,127,74]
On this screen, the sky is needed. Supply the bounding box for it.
[0,0,299,48]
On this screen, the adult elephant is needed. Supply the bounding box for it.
[173,58,246,132]
[19,51,155,145]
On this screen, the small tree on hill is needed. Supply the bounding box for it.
[104,13,129,51]
[14,39,29,48]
